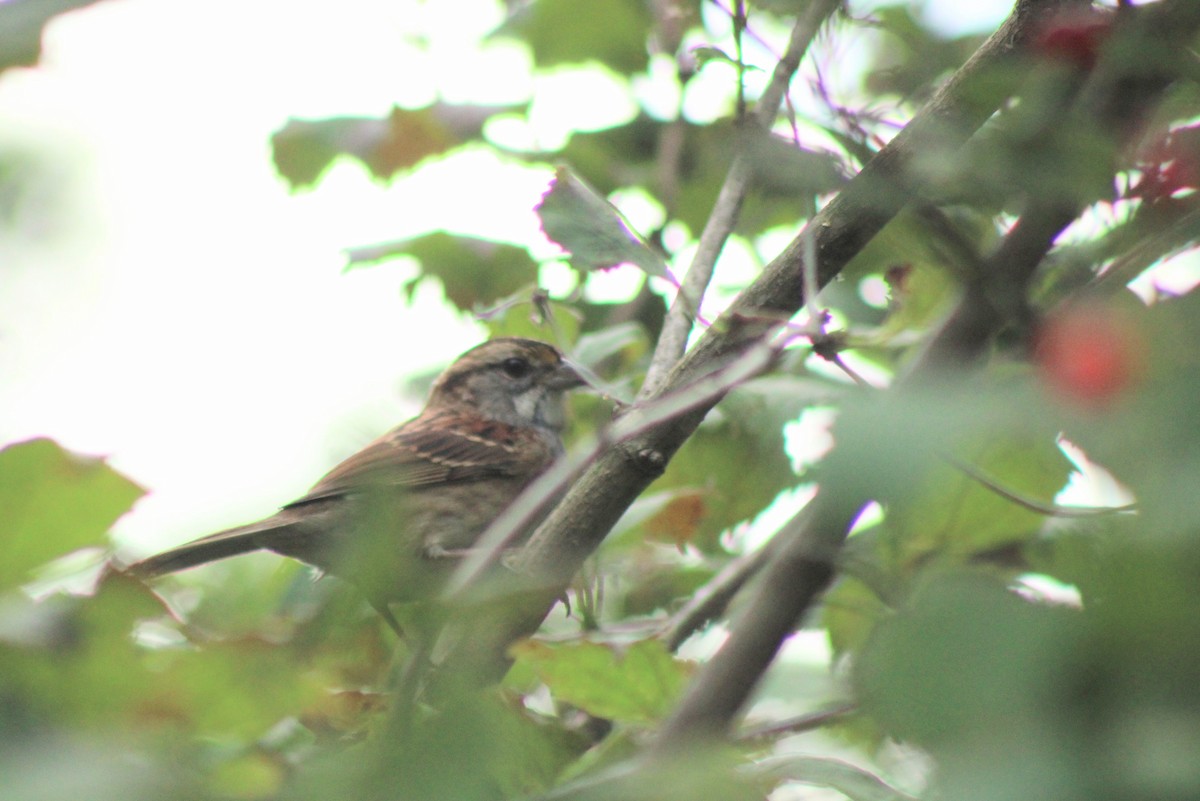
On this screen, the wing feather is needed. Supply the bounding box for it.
[286,409,552,508]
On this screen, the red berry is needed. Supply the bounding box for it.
[1035,305,1142,405]
[1032,9,1112,70]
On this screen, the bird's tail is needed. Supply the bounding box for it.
[127,518,292,579]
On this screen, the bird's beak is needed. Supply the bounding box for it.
[549,360,588,391]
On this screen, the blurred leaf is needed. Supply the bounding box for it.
[881,436,1073,571]
[560,115,664,193]
[347,231,538,312]
[571,321,649,370]
[605,488,696,551]
[163,553,315,637]
[208,751,286,800]
[361,691,587,801]
[0,0,105,73]
[741,129,847,200]
[148,637,326,739]
[272,103,508,188]
[559,115,726,235]
[1036,200,1200,302]
[821,575,891,659]
[0,735,168,801]
[1056,290,1200,532]
[0,438,144,591]
[477,694,591,796]
[537,167,672,279]
[561,116,818,237]
[300,688,387,742]
[875,261,957,338]
[840,208,991,338]
[855,557,1200,801]
[753,0,820,12]
[933,107,1119,211]
[556,746,761,801]
[823,371,1068,517]
[493,0,651,74]
[511,638,691,724]
[854,571,1079,749]
[0,575,166,729]
[864,6,986,102]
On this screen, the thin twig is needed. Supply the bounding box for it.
[658,538,777,651]
[641,0,841,399]
[737,702,857,741]
[946,454,1137,517]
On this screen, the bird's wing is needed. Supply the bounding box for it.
[287,409,553,507]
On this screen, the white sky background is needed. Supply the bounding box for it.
[0,0,1016,556]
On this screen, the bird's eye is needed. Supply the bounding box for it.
[500,357,532,379]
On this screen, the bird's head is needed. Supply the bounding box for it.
[428,338,585,431]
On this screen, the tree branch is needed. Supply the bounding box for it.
[658,496,814,651]
[653,486,861,746]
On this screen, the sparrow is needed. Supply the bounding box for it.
[128,338,585,632]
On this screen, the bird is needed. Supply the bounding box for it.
[127,338,585,632]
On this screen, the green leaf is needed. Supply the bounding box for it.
[476,695,590,797]
[0,0,105,74]
[854,571,1079,749]
[741,129,847,200]
[536,167,673,280]
[571,322,649,371]
[361,692,587,800]
[821,575,891,659]
[0,438,144,591]
[840,208,996,340]
[510,638,691,724]
[152,639,326,739]
[492,0,653,75]
[272,103,507,188]
[825,370,1071,512]
[863,6,987,102]
[207,752,286,800]
[690,46,762,73]
[0,575,167,728]
[561,116,821,238]
[846,563,1200,801]
[347,231,539,313]
[4,571,321,740]
[881,436,1074,572]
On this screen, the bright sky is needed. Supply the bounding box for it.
[0,0,1016,557]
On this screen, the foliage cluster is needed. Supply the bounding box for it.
[4,1,1200,800]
